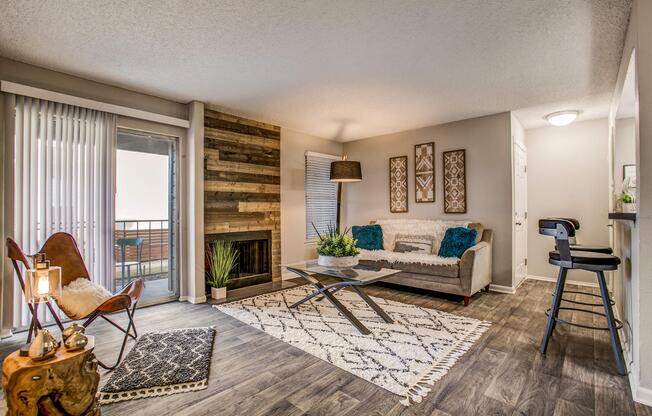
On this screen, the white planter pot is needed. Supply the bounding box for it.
[211,286,227,300]
[318,255,359,268]
[623,203,636,213]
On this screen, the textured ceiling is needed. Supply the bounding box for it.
[0,0,631,140]
[512,93,614,130]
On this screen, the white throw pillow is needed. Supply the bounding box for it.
[393,234,435,254]
[56,278,113,320]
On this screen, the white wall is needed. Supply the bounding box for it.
[525,118,610,285]
[341,112,514,287]
[280,129,343,269]
[629,0,652,400]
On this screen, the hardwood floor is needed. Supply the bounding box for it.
[1,279,648,415]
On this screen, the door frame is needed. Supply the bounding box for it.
[512,140,528,288]
[115,123,181,307]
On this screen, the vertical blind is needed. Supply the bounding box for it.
[305,153,339,239]
[13,96,117,329]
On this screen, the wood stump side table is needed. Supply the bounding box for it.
[2,335,100,416]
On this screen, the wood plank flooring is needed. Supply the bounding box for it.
[1,279,649,416]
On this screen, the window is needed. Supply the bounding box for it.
[305,152,339,239]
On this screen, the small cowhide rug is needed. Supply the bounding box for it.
[98,327,216,404]
[214,286,490,406]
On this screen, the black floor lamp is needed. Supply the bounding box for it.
[330,156,362,232]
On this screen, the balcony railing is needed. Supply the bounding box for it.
[115,220,169,286]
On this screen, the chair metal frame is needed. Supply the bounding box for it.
[6,233,144,370]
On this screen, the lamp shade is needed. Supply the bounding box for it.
[330,160,362,182]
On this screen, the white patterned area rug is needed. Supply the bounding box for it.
[214,286,490,405]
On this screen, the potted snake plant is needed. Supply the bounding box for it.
[206,241,238,299]
[313,223,361,268]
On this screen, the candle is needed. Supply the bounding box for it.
[36,274,49,298]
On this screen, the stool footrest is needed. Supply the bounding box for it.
[545,307,624,331]
[553,290,616,307]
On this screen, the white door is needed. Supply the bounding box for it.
[514,142,528,286]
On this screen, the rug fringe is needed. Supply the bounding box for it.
[98,379,208,404]
[400,320,491,406]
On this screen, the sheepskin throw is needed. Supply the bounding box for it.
[57,278,112,319]
[359,249,460,266]
[375,219,471,252]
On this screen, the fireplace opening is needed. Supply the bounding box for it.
[205,230,272,289]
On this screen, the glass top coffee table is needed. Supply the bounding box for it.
[283,260,401,335]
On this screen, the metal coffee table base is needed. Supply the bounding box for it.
[286,267,393,335]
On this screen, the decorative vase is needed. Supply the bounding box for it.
[29,329,58,361]
[318,255,359,268]
[64,331,89,351]
[62,323,85,341]
[211,286,227,300]
[623,202,636,213]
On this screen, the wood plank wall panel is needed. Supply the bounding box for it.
[204,109,282,280]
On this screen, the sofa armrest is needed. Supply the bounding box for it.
[459,241,493,295]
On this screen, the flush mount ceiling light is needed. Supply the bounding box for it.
[545,110,579,126]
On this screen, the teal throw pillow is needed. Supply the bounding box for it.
[352,224,383,250]
[438,227,478,258]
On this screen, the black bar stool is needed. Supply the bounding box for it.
[539,218,626,375]
[550,217,613,254]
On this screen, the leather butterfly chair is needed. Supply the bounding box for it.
[7,233,145,370]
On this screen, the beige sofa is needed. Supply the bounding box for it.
[358,219,493,305]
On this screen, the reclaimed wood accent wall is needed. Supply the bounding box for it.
[203,109,281,280]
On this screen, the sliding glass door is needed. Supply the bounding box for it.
[115,129,179,304]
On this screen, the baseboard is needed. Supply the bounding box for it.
[633,382,652,407]
[179,295,207,304]
[527,274,599,288]
[612,300,652,407]
[489,284,516,294]
[281,271,296,281]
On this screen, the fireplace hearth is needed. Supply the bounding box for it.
[205,231,272,289]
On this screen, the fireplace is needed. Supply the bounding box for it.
[205,231,272,289]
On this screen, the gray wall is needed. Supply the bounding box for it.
[280,129,343,267]
[525,118,610,284]
[341,112,513,287]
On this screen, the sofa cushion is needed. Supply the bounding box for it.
[438,227,478,258]
[393,234,434,254]
[352,224,383,250]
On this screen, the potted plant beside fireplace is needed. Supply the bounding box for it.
[207,241,238,299]
[314,224,361,268]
